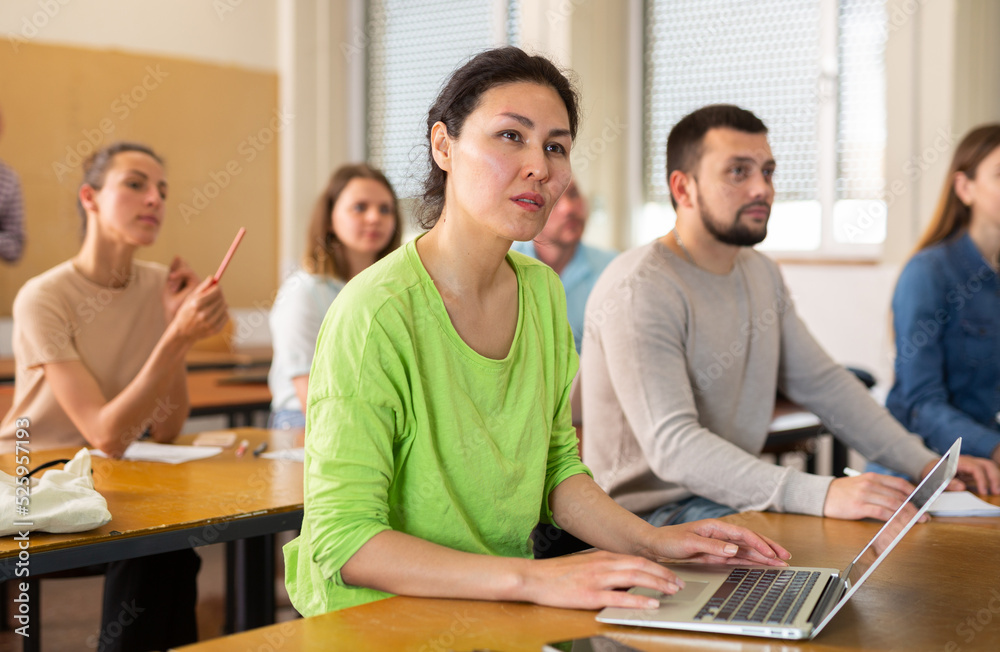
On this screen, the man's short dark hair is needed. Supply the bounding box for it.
[666,104,768,208]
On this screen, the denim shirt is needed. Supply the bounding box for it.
[886,231,1000,459]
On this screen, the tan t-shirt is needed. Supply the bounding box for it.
[0,260,169,449]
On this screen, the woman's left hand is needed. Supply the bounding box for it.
[936,454,1000,495]
[162,256,201,323]
[642,519,792,566]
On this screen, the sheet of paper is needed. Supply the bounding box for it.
[92,442,223,464]
[928,491,1000,517]
[193,431,238,447]
[260,447,305,463]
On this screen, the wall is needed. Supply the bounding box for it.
[953,0,1000,135]
[0,0,277,71]
[0,1,281,325]
[2,0,997,369]
[277,0,357,277]
[781,263,900,388]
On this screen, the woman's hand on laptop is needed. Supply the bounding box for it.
[641,519,791,567]
[521,551,689,610]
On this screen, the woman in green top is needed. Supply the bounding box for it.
[284,47,790,617]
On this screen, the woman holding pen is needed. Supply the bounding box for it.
[284,47,790,617]
[0,141,229,651]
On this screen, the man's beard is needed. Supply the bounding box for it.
[699,196,771,247]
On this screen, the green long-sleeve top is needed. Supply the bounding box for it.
[284,239,591,616]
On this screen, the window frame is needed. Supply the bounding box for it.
[630,0,887,260]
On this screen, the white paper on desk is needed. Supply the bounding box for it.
[261,447,305,463]
[928,491,1000,517]
[91,442,223,464]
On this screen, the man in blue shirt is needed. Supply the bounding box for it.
[512,179,616,352]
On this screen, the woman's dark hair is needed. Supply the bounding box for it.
[417,46,580,228]
[303,163,402,280]
[77,141,165,225]
[913,123,1000,253]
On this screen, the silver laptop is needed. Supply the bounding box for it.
[597,438,961,640]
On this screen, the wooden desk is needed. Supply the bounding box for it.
[185,346,272,371]
[187,369,272,427]
[0,429,302,639]
[0,386,11,421]
[0,345,272,385]
[0,370,272,428]
[175,501,1000,652]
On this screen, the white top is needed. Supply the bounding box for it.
[268,270,346,413]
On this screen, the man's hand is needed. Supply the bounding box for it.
[922,454,1000,495]
[823,473,923,521]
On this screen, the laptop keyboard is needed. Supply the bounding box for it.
[693,568,821,624]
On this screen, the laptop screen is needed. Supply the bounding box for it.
[844,439,960,590]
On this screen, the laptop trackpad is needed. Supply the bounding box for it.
[633,581,709,603]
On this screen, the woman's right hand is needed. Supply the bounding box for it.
[518,550,681,610]
[168,276,230,343]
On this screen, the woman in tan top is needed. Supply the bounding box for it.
[0,141,228,651]
[1,142,228,457]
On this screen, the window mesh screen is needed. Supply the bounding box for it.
[837,0,887,200]
[644,0,822,203]
[507,0,521,47]
[367,0,496,197]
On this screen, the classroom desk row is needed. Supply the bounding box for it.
[175,495,1000,652]
[0,368,272,430]
[0,429,303,651]
[2,426,998,650]
[0,346,273,385]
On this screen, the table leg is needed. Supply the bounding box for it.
[832,438,850,477]
[224,535,275,633]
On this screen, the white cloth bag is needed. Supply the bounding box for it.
[1,448,112,536]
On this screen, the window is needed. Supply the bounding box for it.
[639,0,887,256]
[366,0,518,198]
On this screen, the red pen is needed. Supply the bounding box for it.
[211,227,246,285]
[235,438,249,458]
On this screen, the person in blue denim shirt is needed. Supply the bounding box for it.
[887,124,1000,467]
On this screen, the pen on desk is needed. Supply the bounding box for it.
[252,442,268,457]
[843,467,862,477]
[235,439,249,458]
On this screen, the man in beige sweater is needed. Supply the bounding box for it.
[581,104,999,525]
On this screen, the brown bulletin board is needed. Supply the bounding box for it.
[0,40,279,316]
